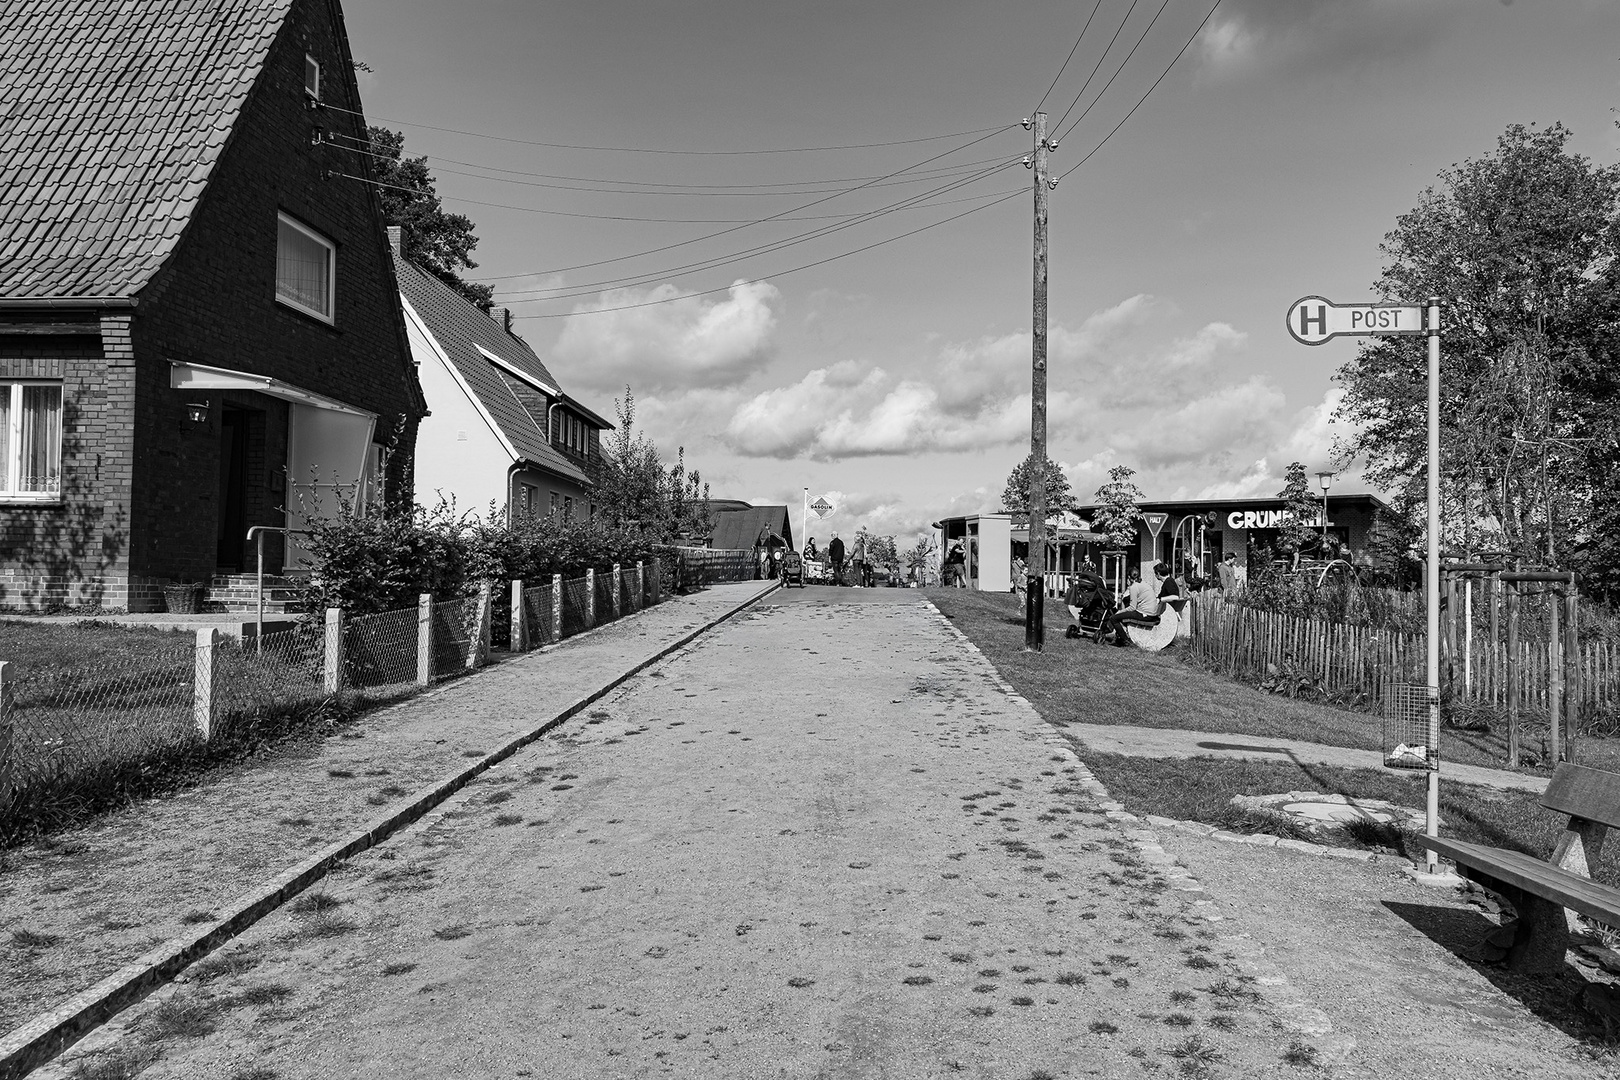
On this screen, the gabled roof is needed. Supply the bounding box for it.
[394,254,595,486]
[0,0,295,299]
[710,506,794,551]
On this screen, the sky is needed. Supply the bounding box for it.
[342,0,1620,548]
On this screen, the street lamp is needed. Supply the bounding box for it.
[1315,471,1334,553]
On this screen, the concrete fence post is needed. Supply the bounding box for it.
[511,579,528,652]
[469,581,493,670]
[551,574,563,642]
[585,568,596,628]
[611,562,622,618]
[417,593,434,685]
[636,561,644,611]
[0,662,14,812]
[650,557,661,604]
[323,607,345,694]
[193,627,218,741]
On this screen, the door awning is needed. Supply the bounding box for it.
[169,361,376,418]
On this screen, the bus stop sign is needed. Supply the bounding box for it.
[1286,296,1426,345]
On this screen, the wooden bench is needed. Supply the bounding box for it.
[1425,762,1620,973]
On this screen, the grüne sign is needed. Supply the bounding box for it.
[1285,295,1425,346]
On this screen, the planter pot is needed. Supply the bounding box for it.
[163,584,205,614]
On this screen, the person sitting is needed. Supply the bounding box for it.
[1096,564,1179,645]
[1063,562,1109,637]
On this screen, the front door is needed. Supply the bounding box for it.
[216,408,249,571]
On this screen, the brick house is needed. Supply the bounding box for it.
[0,0,425,611]
[395,235,610,521]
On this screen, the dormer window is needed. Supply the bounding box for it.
[304,54,320,99]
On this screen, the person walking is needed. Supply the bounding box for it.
[944,541,966,587]
[852,530,868,589]
[828,532,847,586]
[1217,551,1242,593]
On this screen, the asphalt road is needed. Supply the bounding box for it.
[49,589,1324,1079]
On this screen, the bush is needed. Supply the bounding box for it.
[297,498,662,616]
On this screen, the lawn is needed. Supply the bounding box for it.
[927,587,1620,776]
[927,587,1620,883]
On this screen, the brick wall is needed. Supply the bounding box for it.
[127,0,421,586]
[0,0,422,611]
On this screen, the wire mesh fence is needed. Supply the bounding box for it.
[523,584,556,647]
[2,565,681,831]
[561,576,591,637]
[346,606,421,691]
[595,572,618,625]
[4,641,196,808]
[431,595,479,676]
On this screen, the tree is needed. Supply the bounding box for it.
[904,534,939,584]
[1091,466,1143,549]
[1334,122,1620,581]
[1001,453,1077,516]
[368,126,494,311]
[595,387,665,531]
[1276,462,1321,564]
[867,534,900,577]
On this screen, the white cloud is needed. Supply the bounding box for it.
[1198,0,1466,79]
[553,280,781,392]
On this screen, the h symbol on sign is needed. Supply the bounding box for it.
[1298,304,1327,337]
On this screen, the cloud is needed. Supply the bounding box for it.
[1198,0,1466,79]
[553,280,781,392]
[721,295,1249,463]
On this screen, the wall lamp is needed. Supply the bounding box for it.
[186,399,210,424]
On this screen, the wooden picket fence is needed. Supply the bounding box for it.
[1186,594,1620,721]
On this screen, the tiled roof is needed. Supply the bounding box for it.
[395,254,593,487]
[0,0,293,298]
[710,506,793,551]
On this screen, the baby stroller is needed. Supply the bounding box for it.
[780,549,806,588]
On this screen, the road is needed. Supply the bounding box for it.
[49,590,1322,1079]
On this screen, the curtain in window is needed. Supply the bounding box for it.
[277,219,330,316]
[20,385,61,492]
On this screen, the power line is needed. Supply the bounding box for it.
[318,101,1014,155]
[460,124,1018,281]
[327,136,1018,197]
[1034,0,1105,113]
[1058,0,1223,179]
[326,129,1014,192]
[495,160,1021,302]
[1054,0,1176,147]
[511,188,1026,317]
[1051,0,1143,134]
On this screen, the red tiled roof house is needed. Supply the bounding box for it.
[0,0,425,611]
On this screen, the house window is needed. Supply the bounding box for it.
[305,54,320,99]
[0,381,63,499]
[520,483,537,518]
[549,491,559,517]
[276,212,335,322]
[563,496,573,520]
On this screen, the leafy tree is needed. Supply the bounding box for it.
[867,534,900,577]
[1334,122,1620,580]
[368,126,495,311]
[1091,466,1144,549]
[1002,453,1077,515]
[904,534,939,584]
[1276,462,1321,564]
[594,387,711,542]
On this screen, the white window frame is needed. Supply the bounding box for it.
[0,379,64,502]
[276,211,336,324]
[305,53,321,99]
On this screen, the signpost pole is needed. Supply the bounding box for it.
[1424,296,1441,872]
[803,487,809,557]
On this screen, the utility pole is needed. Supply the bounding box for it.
[1025,111,1052,651]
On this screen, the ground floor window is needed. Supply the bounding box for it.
[0,381,62,498]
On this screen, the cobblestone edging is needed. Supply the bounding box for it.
[0,582,780,1080]
[925,602,1348,1052]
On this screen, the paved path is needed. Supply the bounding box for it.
[45,590,1326,1079]
[0,581,773,1045]
[1064,723,1549,794]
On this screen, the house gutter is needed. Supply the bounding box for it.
[0,297,137,309]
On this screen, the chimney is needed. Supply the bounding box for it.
[386,225,403,254]
[489,305,513,332]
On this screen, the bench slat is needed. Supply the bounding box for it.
[1542,763,1620,831]
[1426,836,1620,925]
